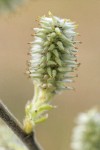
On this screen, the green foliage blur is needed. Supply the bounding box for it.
[0,120,27,150]
[0,0,26,13]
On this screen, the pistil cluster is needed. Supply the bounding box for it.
[28,12,80,93]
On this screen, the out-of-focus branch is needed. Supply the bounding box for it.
[0,100,42,150]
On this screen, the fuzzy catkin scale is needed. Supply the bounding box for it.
[24,12,80,132]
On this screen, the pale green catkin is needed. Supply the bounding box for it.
[71,109,100,150]
[0,122,27,150]
[24,12,80,133]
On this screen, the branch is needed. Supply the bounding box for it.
[0,100,42,150]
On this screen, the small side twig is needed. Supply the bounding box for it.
[0,100,42,150]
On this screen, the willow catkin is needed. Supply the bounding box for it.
[27,12,80,93]
[0,124,27,150]
[71,109,100,150]
[24,12,80,132]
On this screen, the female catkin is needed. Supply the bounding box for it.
[71,109,100,150]
[24,12,80,133]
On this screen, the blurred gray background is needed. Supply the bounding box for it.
[0,0,100,150]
